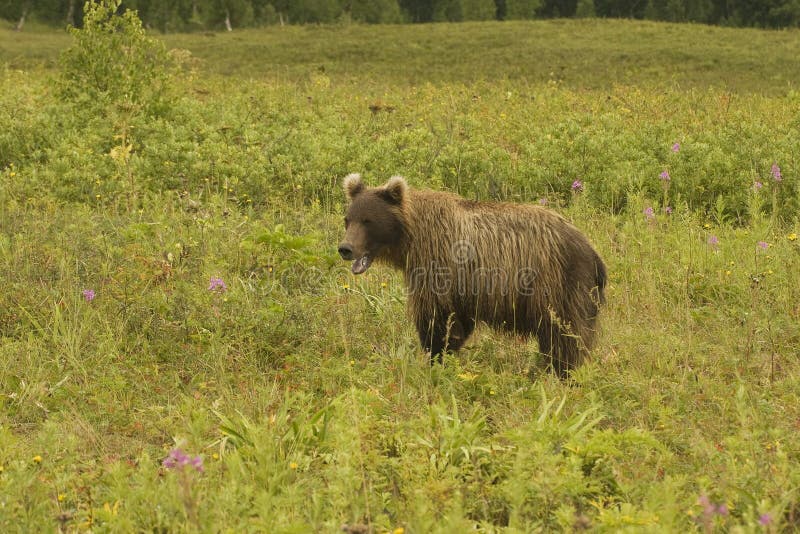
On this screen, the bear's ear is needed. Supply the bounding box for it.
[343,173,364,200]
[379,176,407,205]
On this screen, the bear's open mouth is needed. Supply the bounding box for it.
[351,255,373,275]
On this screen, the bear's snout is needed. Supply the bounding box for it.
[338,243,353,260]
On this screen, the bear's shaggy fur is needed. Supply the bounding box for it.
[338,174,606,377]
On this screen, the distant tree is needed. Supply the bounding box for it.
[461,0,497,20]
[399,0,434,21]
[199,0,255,30]
[287,0,344,23]
[593,0,648,18]
[768,0,800,26]
[250,0,281,24]
[539,0,578,17]
[346,0,404,23]
[575,0,595,16]
[644,0,712,22]
[0,0,85,30]
[124,0,194,32]
[504,0,544,19]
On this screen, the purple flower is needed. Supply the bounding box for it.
[82,289,95,302]
[163,448,188,469]
[643,207,655,220]
[208,277,227,292]
[758,513,772,526]
[708,235,719,249]
[771,163,782,182]
[757,241,769,251]
[571,180,583,192]
[717,504,729,516]
[538,198,548,206]
[660,170,671,181]
[190,456,204,473]
[671,142,680,153]
[754,181,763,191]
[664,206,673,215]
[163,448,203,473]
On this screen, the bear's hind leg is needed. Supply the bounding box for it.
[536,322,579,379]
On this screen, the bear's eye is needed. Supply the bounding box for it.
[362,218,371,225]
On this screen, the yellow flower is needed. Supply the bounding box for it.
[789,233,798,241]
[703,223,711,229]
[0,465,4,473]
[32,455,42,464]
[380,281,387,288]
[289,462,298,470]
[212,453,220,460]
[725,270,731,276]
[9,172,15,178]
[393,528,405,534]
[342,283,350,290]
[58,494,65,502]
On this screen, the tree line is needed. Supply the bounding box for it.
[3,0,800,32]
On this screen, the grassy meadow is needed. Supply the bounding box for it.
[1,14,800,532]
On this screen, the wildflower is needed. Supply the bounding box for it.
[571,180,583,192]
[758,513,772,525]
[708,235,719,250]
[788,233,797,241]
[703,223,711,229]
[717,504,729,516]
[163,448,203,473]
[32,455,43,464]
[659,170,671,181]
[289,461,298,470]
[754,181,763,191]
[671,142,680,153]
[757,241,769,251]
[394,528,405,534]
[771,163,782,181]
[643,207,655,220]
[58,494,65,502]
[664,206,673,215]
[380,281,387,288]
[208,277,227,292]
[538,198,548,206]
[342,283,350,290]
[189,456,204,473]
[212,453,220,461]
[82,289,96,302]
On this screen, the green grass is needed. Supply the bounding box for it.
[1,18,800,532]
[3,19,800,93]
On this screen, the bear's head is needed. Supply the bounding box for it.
[338,174,407,274]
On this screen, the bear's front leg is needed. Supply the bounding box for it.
[415,310,469,365]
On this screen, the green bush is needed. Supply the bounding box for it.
[58,0,174,114]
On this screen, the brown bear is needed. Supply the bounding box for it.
[338,174,606,377]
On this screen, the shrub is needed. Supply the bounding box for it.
[58,0,174,115]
